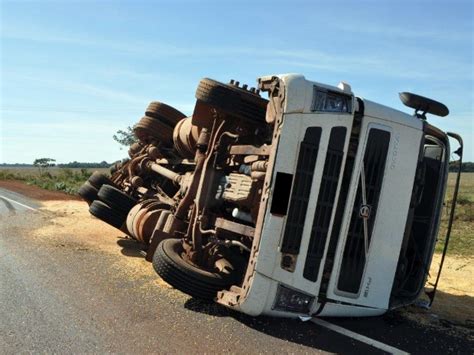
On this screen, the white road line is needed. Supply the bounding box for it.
[0,195,37,211]
[311,318,409,355]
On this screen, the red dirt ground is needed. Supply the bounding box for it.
[0,180,81,201]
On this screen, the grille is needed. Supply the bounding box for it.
[303,127,346,281]
[280,127,322,254]
[337,128,390,294]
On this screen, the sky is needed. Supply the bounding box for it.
[0,0,472,164]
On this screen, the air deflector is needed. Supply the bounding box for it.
[399,92,449,118]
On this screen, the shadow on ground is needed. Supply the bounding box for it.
[183,290,474,354]
[116,237,147,258]
[183,298,384,353]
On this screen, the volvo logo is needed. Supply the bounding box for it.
[359,204,372,219]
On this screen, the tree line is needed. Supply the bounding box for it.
[449,162,474,172]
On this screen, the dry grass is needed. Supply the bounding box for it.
[436,172,473,256]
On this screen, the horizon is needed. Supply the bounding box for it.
[1,0,473,164]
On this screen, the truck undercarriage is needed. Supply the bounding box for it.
[79,74,462,317]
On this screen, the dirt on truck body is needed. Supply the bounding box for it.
[79,74,463,318]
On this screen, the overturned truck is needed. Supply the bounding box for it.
[79,74,463,318]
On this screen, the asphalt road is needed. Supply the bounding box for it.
[0,189,472,354]
[0,187,40,214]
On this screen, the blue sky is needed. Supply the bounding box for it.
[1,0,472,163]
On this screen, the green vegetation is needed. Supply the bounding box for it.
[113,126,137,148]
[1,161,111,169]
[0,167,98,195]
[33,157,56,174]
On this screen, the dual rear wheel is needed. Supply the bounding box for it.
[79,178,137,230]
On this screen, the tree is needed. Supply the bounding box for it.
[113,126,137,149]
[33,158,56,175]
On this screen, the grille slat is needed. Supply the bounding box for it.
[337,129,390,294]
[303,127,346,281]
[280,127,322,255]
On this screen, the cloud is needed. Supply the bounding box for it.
[1,23,190,56]
[4,72,148,104]
[332,22,472,42]
[3,20,472,84]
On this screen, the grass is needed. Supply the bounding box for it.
[435,172,473,256]
[0,167,109,195]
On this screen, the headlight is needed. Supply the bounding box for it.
[311,88,352,113]
[272,284,315,314]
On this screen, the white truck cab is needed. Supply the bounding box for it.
[215,74,461,317]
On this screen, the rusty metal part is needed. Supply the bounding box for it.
[251,160,268,172]
[145,210,174,261]
[250,171,266,180]
[212,238,251,253]
[173,117,201,159]
[250,160,268,181]
[196,127,211,149]
[137,158,150,175]
[150,185,175,206]
[111,158,134,187]
[162,213,185,235]
[156,158,195,166]
[174,128,210,221]
[215,218,255,239]
[131,176,143,187]
[132,201,166,243]
[136,186,148,195]
[229,144,270,156]
[125,199,157,238]
[223,173,253,203]
[259,75,284,124]
[137,209,165,244]
[127,154,147,178]
[155,210,172,233]
[127,200,151,239]
[126,204,141,237]
[243,155,259,164]
[147,161,182,184]
[190,120,226,258]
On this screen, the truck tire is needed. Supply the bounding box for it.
[152,239,233,300]
[97,184,137,215]
[88,171,115,189]
[89,200,126,229]
[146,101,186,126]
[134,116,174,145]
[195,78,268,124]
[78,181,98,204]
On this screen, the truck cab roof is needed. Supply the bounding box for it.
[259,73,423,130]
